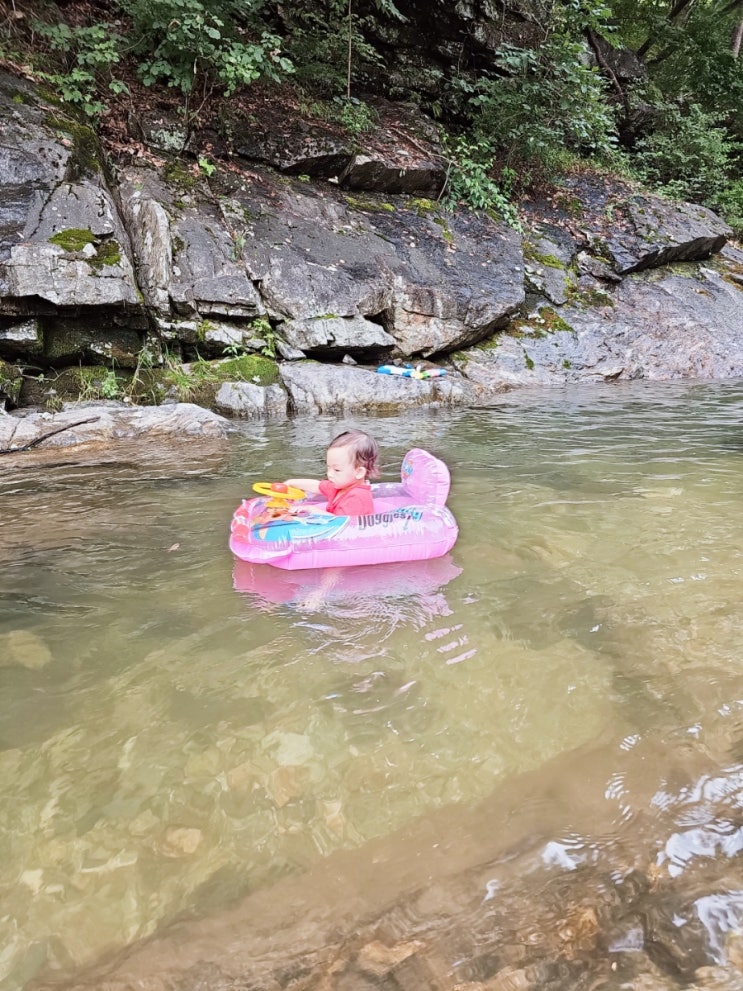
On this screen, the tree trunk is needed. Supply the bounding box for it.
[732,13,743,56]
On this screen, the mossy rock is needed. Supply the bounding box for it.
[46,111,104,178]
[215,354,279,386]
[163,160,199,191]
[127,354,281,407]
[43,323,141,367]
[523,244,565,269]
[49,228,96,252]
[410,198,435,216]
[0,360,23,406]
[344,195,396,213]
[474,335,501,352]
[89,240,122,269]
[573,287,615,307]
[19,366,134,407]
[48,230,123,270]
[510,307,573,337]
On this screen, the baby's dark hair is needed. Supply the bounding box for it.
[328,429,380,479]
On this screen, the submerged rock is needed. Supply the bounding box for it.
[0,402,230,461]
[0,630,53,670]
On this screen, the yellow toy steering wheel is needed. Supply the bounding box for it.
[252,481,306,509]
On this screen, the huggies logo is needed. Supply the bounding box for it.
[357,508,423,529]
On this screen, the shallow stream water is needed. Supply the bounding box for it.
[1,381,743,989]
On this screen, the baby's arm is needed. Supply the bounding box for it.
[285,478,322,494]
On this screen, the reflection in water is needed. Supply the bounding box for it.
[1,381,743,988]
[233,555,462,635]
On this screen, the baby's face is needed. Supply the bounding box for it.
[326,445,364,489]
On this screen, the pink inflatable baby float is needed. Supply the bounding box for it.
[229,448,458,571]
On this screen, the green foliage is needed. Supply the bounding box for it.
[78,366,123,401]
[631,102,741,204]
[252,317,278,358]
[222,339,247,358]
[612,0,743,129]
[282,0,385,96]
[305,95,378,137]
[371,0,406,21]
[470,34,618,173]
[89,241,122,270]
[442,136,521,229]
[334,96,378,138]
[116,0,292,101]
[715,180,743,238]
[218,353,279,385]
[197,155,216,176]
[34,21,127,117]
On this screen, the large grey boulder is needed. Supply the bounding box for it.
[529,176,731,277]
[604,195,731,274]
[229,96,446,196]
[336,101,446,197]
[280,314,395,357]
[374,208,525,355]
[454,260,743,387]
[0,402,230,452]
[278,361,482,412]
[235,178,394,323]
[214,381,287,418]
[230,106,353,179]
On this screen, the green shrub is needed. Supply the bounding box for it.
[442,136,521,229]
[715,179,743,238]
[284,2,383,97]
[116,0,292,99]
[34,22,127,117]
[632,103,741,205]
[470,35,618,174]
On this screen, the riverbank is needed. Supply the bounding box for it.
[2,69,743,420]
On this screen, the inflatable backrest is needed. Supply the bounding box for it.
[400,448,451,506]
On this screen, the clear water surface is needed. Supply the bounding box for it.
[1,380,743,988]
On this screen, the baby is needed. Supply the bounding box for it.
[286,429,379,516]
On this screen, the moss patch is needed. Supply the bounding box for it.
[410,198,434,216]
[523,244,565,269]
[217,354,279,385]
[46,112,103,178]
[88,240,122,270]
[0,360,23,405]
[49,230,122,270]
[510,307,573,337]
[49,228,96,252]
[573,287,615,307]
[164,160,199,190]
[126,354,281,407]
[433,215,454,246]
[344,195,395,213]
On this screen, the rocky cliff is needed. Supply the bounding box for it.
[1,69,742,419]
